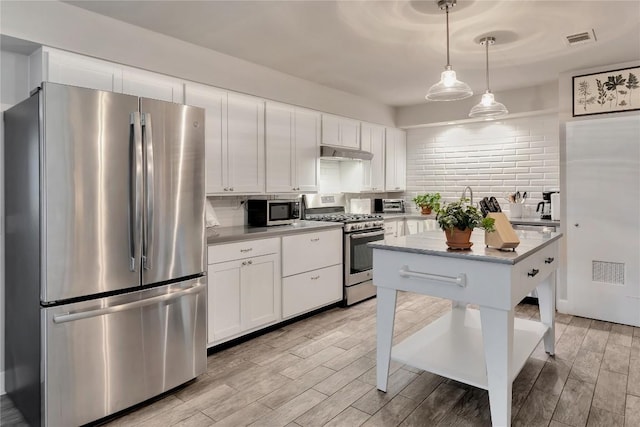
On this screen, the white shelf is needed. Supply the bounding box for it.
[391,308,548,390]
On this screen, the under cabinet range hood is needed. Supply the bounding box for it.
[320,145,373,161]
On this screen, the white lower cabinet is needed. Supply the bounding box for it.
[405,219,438,235]
[281,228,343,319]
[282,264,342,318]
[384,219,404,238]
[207,238,281,346]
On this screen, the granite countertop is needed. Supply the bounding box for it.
[380,213,559,227]
[207,220,343,245]
[369,229,563,265]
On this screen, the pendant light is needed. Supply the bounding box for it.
[469,36,509,118]
[425,0,473,101]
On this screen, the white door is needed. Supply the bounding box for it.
[340,118,361,149]
[266,102,295,193]
[44,48,123,93]
[321,114,341,146]
[242,254,281,330]
[294,108,321,193]
[566,115,640,326]
[370,125,386,192]
[208,262,242,344]
[227,93,265,194]
[122,66,184,103]
[185,83,228,194]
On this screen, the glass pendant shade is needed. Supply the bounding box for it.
[469,91,509,117]
[425,0,473,102]
[469,36,508,118]
[426,66,474,101]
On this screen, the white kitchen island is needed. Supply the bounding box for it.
[371,229,562,427]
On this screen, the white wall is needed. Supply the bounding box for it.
[0,0,394,126]
[396,82,558,128]
[405,114,559,218]
[0,50,30,395]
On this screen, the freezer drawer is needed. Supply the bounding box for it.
[43,277,206,427]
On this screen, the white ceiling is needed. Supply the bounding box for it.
[64,0,640,107]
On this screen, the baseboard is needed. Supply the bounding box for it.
[556,298,570,314]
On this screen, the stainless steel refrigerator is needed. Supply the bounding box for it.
[4,82,207,426]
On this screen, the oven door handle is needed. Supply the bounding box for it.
[350,230,386,239]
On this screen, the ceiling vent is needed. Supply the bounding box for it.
[565,29,597,46]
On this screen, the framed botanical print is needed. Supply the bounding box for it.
[573,66,640,117]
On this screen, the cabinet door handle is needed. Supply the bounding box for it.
[247,260,253,265]
[223,187,228,191]
[241,261,247,266]
[310,237,320,242]
[240,248,253,253]
[527,268,540,277]
[310,275,320,280]
[229,187,234,191]
[544,257,555,264]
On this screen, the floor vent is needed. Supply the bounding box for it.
[565,30,597,46]
[592,260,624,285]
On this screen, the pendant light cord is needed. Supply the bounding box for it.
[445,6,451,67]
[485,39,490,92]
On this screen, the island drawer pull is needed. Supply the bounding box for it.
[544,257,555,264]
[398,265,466,287]
[528,268,540,277]
[240,248,253,253]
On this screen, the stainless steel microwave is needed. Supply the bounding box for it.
[247,199,300,226]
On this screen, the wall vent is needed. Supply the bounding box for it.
[565,30,597,46]
[592,260,624,285]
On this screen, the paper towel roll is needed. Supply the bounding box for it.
[551,193,560,220]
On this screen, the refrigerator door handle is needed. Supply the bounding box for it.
[129,112,143,272]
[142,112,154,270]
[52,282,205,324]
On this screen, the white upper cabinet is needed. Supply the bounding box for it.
[185,85,265,195]
[226,92,265,194]
[385,128,406,192]
[184,83,227,194]
[29,47,123,93]
[294,108,321,192]
[121,65,184,103]
[321,113,360,149]
[361,122,386,192]
[266,102,320,193]
[30,47,184,103]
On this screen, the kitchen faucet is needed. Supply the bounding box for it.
[461,186,474,206]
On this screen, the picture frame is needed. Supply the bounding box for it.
[572,66,640,117]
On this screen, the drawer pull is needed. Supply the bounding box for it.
[398,265,466,287]
[240,248,253,253]
[310,275,320,280]
[544,257,555,264]
[528,268,540,277]
[310,237,320,242]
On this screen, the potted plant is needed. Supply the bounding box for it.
[436,199,495,250]
[412,192,441,215]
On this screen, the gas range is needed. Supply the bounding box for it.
[305,213,384,232]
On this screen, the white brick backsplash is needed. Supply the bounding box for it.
[406,114,559,218]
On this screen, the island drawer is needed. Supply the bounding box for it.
[512,242,558,298]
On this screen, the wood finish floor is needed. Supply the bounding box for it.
[2,293,640,427]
